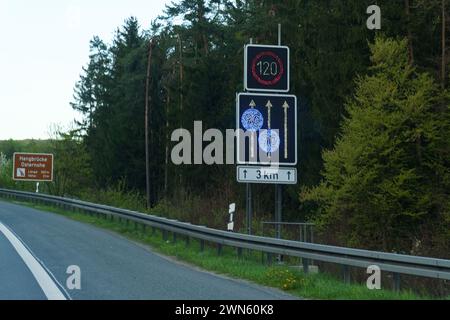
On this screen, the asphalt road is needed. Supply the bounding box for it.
[0,200,296,300]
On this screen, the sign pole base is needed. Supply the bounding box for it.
[246,183,253,235]
[275,184,283,263]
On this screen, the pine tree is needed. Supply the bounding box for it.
[301,37,450,256]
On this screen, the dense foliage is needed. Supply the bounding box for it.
[301,38,450,256]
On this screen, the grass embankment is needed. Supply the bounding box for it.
[4,198,434,300]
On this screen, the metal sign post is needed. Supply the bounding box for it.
[238,25,297,237]
[275,185,282,239]
[276,24,282,244]
[246,184,252,234]
[245,184,251,234]
[278,24,282,46]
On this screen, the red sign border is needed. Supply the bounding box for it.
[251,51,285,86]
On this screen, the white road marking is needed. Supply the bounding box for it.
[0,221,67,300]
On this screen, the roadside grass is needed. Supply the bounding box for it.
[3,199,438,300]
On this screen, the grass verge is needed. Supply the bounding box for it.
[3,198,437,300]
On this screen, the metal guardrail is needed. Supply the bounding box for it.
[1,188,450,291]
[262,222,315,243]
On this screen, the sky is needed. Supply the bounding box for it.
[0,0,171,140]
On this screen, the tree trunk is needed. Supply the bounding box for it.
[405,0,414,65]
[164,90,170,198]
[441,0,447,88]
[145,39,155,208]
[178,34,183,187]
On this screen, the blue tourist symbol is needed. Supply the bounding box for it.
[241,105,264,159]
[259,129,280,154]
[241,108,264,132]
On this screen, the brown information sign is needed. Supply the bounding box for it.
[13,153,54,182]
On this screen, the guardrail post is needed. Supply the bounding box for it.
[237,247,243,259]
[267,253,273,266]
[342,265,350,284]
[302,258,309,274]
[200,240,205,252]
[185,236,190,247]
[393,272,401,292]
[217,244,222,256]
[173,232,177,243]
[152,227,156,236]
[162,230,168,241]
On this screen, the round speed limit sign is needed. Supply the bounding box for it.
[245,44,289,92]
[251,51,285,86]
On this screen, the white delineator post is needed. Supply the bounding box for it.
[227,203,236,231]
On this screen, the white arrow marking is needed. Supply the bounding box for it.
[266,100,273,129]
[282,101,289,159]
[266,100,274,159]
[249,100,256,158]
